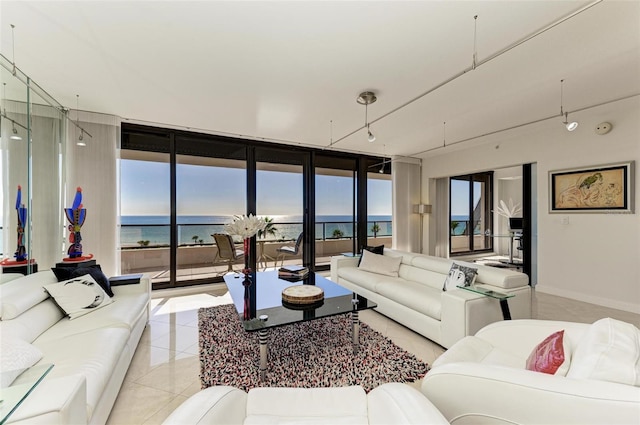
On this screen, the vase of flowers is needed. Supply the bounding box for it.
[225,214,267,277]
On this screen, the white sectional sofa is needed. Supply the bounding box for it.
[162,383,450,424]
[330,248,531,348]
[0,270,150,425]
[422,319,640,424]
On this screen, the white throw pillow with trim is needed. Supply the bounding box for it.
[0,337,43,388]
[567,318,640,386]
[358,250,402,277]
[43,274,114,320]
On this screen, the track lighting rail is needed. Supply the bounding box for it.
[328,0,603,149]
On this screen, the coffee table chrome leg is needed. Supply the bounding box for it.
[351,310,360,353]
[258,329,268,381]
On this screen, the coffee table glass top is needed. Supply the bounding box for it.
[224,271,376,331]
[0,363,53,425]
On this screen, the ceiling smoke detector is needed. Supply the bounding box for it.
[595,122,612,135]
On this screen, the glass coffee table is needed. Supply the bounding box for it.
[224,271,376,381]
[1,363,54,424]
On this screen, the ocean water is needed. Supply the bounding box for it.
[120,215,392,247]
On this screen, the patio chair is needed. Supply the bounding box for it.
[212,233,244,274]
[276,232,303,267]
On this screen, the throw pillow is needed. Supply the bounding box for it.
[525,330,570,375]
[52,265,113,297]
[43,274,114,320]
[357,244,384,266]
[0,337,43,388]
[567,318,640,386]
[443,262,478,291]
[358,249,402,277]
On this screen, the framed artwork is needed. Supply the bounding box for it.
[549,161,634,213]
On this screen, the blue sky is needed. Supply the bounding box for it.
[450,179,481,217]
[121,160,392,217]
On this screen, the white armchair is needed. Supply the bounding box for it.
[421,319,640,425]
[163,383,450,424]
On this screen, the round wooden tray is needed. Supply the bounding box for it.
[282,285,324,305]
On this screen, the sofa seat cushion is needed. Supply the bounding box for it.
[31,326,131,418]
[35,291,149,343]
[246,386,368,424]
[337,267,402,293]
[0,299,65,343]
[376,280,442,320]
[432,335,523,369]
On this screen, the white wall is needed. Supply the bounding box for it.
[420,97,640,313]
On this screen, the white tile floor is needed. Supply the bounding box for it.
[106,286,640,424]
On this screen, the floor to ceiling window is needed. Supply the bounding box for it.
[120,151,171,283]
[176,155,246,282]
[314,155,357,267]
[255,159,303,270]
[120,124,389,289]
[450,172,493,255]
[367,164,393,247]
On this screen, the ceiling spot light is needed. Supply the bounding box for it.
[357,91,377,143]
[559,79,578,132]
[10,123,22,140]
[77,129,86,146]
[563,113,578,131]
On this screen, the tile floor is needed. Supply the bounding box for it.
[106,285,640,424]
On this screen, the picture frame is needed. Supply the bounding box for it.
[549,161,634,213]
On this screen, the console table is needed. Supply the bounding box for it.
[457,285,514,320]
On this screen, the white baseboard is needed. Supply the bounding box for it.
[535,285,640,314]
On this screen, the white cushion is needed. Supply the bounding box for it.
[0,337,43,388]
[567,318,640,386]
[358,250,402,277]
[246,386,368,424]
[43,275,114,320]
[0,271,58,319]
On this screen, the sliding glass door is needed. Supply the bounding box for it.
[176,156,246,281]
[255,149,305,271]
[450,172,493,255]
[314,166,356,267]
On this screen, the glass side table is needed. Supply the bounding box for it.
[457,285,514,320]
[0,363,54,425]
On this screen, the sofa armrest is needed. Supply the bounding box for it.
[330,256,360,282]
[162,386,247,425]
[440,289,504,348]
[367,383,449,424]
[8,374,87,425]
[422,363,640,425]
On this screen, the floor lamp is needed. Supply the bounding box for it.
[414,204,432,253]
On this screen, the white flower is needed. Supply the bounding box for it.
[496,198,522,218]
[225,214,267,239]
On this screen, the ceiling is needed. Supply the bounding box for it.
[1,1,638,159]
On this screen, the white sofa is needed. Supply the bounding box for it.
[330,249,531,348]
[422,319,640,424]
[162,383,450,424]
[0,270,151,425]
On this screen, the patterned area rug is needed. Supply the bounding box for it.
[199,304,429,392]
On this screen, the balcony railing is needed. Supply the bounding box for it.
[120,220,392,249]
[119,220,392,281]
